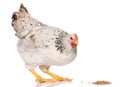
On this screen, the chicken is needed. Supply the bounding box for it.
[11,3,78,82]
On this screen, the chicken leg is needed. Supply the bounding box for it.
[30,69,57,82]
[40,65,72,82]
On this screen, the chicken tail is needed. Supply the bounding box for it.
[11,3,29,22]
[11,3,31,38]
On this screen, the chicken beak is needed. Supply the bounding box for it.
[74,39,78,46]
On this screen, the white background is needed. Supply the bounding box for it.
[0,0,120,87]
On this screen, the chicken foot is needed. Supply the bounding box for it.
[40,65,72,82]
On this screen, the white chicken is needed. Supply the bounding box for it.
[11,3,78,82]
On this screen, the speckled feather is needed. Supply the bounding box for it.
[11,4,77,69]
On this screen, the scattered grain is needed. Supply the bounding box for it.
[92,80,111,85]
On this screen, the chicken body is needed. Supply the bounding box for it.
[17,24,77,69]
[12,4,78,82]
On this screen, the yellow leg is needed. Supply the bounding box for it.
[29,69,57,82]
[44,70,72,81]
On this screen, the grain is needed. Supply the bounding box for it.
[92,80,111,85]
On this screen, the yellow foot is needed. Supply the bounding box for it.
[44,70,72,82]
[54,77,72,81]
[36,78,58,83]
[36,77,72,83]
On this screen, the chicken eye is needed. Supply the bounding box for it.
[70,37,73,40]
